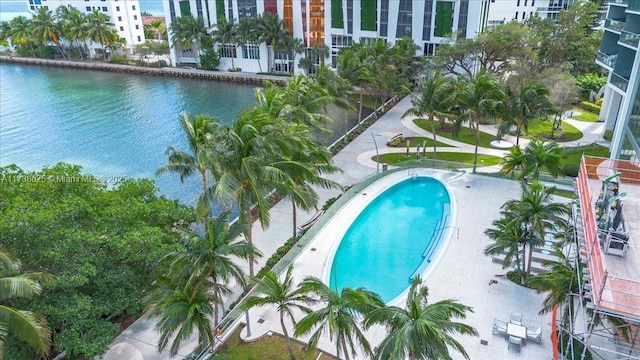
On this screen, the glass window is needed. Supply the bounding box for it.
[86,6,91,11]
[242,44,260,59]
[395,0,412,38]
[220,44,237,58]
[102,7,107,11]
[132,5,136,10]
[134,15,138,20]
[120,26,124,31]
[116,6,120,11]
[118,16,122,21]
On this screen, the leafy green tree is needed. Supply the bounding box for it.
[8,16,33,49]
[244,266,312,360]
[454,69,505,173]
[402,69,456,160]
[149,19,167,40]
[484,211,528,276]
[58,5,88,59]
[498,83,555,145]
[575,73,606,100]
[364,276,478,360]
[389,37,425,83]
[0,249,52,358]
[314,63,355,138]
[0,163,194,358]
[336,45,373,124]
[527,248,581,316]
[295,277,383,360]
[169,15,207,66]
[164,212,260,326]
[211,17,238,70]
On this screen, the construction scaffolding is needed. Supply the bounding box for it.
[556,156,640,360]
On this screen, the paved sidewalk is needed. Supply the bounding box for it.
[100,95,606,359]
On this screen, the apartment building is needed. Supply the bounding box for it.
[595,0,640,161]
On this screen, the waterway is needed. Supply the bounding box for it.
[0,63,257,205]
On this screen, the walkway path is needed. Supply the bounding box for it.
[99,95,608,360]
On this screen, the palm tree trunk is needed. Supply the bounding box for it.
[280,313,297,360]
[230,45,235,70]
[292,202,297,241]
[472,120,479,173]
[429,114,437,160]
[341,338,351,360]
[213,283,220,326]
[357,94,363,125]
[526,245,533,276]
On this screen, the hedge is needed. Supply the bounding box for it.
[578,101,601,114]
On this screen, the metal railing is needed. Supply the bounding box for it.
[628,0,640,11]
[596,51,617,68]
[610,72,629,92]
[605,18,625,32]
[619,30,640,48]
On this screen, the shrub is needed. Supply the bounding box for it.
[563,163,580,177]
[200,48,220,70]
[603,129,613,141]
[109,56,128,64]
[578,101,601,114]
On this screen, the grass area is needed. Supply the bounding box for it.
[413,119,496,148]
[387,136,453,148]
[213,325,337,360]
[562,144,610,166]
[376,152,503,166]
[551,188,576,199]
[571,109,600,122]
[521,118,583,142]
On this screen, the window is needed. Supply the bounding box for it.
[395,0,412,38]
[30,5,35,10]
[118,16,122,21]
[120,26,124,31]
[102,7,107,11]
[219,44,237,58]
[517,0,520,6]
[532,0,535,6]
[242,44,260,59]
[137,36,141,41]
[133,15,138,20]
[86,6,91,11]
[524,0,527,5]
[135,25,139,29]
[116,6,120,11]
[514,11,518,20]
[132,5,136,10]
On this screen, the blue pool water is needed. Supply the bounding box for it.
[328,176,451,303]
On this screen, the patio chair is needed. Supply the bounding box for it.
[508,335,523,352]
[510,311,523,325]
[492,318,508,338]
[526,326,543,344]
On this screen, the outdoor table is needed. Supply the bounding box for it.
[507,322,527,340]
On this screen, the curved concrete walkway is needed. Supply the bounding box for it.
[99,95,608,360]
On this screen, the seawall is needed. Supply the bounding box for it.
[0,55,288,85]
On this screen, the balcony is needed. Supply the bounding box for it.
[629,0,640,11]
[611,72,629,92]
[605,18,626,32]
[610,0,628,5]
[620,30,640,48]
[597,51,618,68]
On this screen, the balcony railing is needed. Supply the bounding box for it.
[596,51,618,68]
[611,72,629,92]
[620,30,640,48]
[609,0,628,4]
[629,0,640,11]
[605,18,626,32]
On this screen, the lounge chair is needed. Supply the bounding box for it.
[492,318,507,338]
[297,210,324,233]
[510,311,523,325]
[508,335,523,352]
[526,326,542,343]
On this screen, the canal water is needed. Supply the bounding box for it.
[0,63,257,205]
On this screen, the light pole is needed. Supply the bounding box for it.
[371,132,382,173]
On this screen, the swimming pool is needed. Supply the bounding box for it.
[327,176,452,303]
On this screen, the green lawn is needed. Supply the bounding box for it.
[376,152,503,166]
[571,109,600,122]
[562,144,610,166]
[521,118,583,142]
[387,136,453,148]
[413,119,496,148]
[213,326,337,360]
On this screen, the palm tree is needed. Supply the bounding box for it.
[278,75,335,133]
[85,9,117,60]
[256,13,289,73]
[169,15,207,66]
[236,17,262,72]
[527,248,581,317]
[211,17,237,70]
[0,249,52,358]
[58,6,87,59]
[484,213,527,273]
[336,45,373,125]
[0,22,11,47]
[314,63,354,138]
[157,113,219,220]
[454,69,505,173]
[145,274,217,357]
[164,212,260,325]
[31,7,67,58]
[503,181,569,276]
[521,139,564,180]
[499,144,526,180]
[364,276,478,360]
[402,70,456,160]
[8,16,33,49]
[244,266,312,360]
[149,19,166,40]
[281,36,305,75]
[294,276,383,360]
[498,83,555,145]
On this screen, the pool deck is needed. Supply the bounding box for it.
[100,94,599,359]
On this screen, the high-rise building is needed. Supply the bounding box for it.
[595,0,640,161]
[26,0,145,51]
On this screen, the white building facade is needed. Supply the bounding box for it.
[26,0,145,50]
